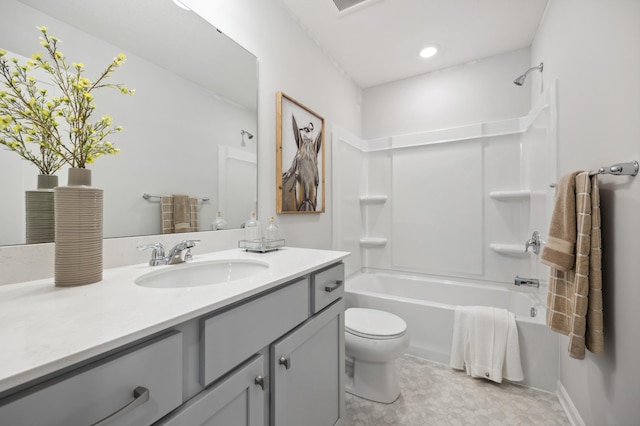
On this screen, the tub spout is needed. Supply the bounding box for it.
[514,276,540,288]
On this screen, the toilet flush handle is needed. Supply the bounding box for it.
[279,356,291,369]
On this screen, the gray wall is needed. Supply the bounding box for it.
[532,0,640,424]
[186,0,363,250]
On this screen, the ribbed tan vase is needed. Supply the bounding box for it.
[54,168,103,287]
[25,174,58,244]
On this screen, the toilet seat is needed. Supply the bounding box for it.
[345,308,407,340]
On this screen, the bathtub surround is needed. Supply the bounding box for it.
[333,82,557,285]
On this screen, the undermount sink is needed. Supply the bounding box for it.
[135,259,269,289]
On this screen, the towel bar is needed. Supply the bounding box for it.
[588,160,638,177]
[550,160,638,187]
[142,193,210,202]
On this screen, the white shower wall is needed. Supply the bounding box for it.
[334,85,556,285]
[331,129,367,277]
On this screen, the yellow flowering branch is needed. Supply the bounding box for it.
[0,26,134,171]
[0,49,65,174]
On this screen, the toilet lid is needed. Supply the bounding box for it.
[345,308,407,339]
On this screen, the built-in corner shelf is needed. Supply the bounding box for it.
[488,190,531,201]
[359,237,387,248]
[359,195,388,205]
[489,243,528,256]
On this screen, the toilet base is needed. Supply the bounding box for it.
[345,357,401,404]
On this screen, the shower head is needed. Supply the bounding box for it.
[513,74,527,86]
[241,130,254,139]
[513,62,543,86]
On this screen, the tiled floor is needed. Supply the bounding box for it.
[345,355,570,425]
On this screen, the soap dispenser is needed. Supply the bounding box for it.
[211,211,227,231]
[244,211,262,242]
[265,216,280,241]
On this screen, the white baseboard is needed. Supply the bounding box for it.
[556,380,585,426]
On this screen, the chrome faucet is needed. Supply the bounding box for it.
[166,240,199,264]
[524,231,541,255]
[514,276,540,288]
[137,240,200,266]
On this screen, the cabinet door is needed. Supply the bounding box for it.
[158,355,265,426]
[271,299,345,426]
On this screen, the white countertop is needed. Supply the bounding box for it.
[0,247,349,394]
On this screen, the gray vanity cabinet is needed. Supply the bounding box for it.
[0,261,346,426]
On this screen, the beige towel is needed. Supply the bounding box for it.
[540,171,581,271]
[161,195,199,234]
[173,194,191,233]
[583,174,603,355]
[543,172,604,359]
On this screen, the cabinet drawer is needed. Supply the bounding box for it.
[311,263,345,313]
[0,331,183,426]
[200,278,309,386]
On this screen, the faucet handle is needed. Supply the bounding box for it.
[137,242,165,256]
[181,240,200,261]
[182,239,200,248]
[137,243,166,266]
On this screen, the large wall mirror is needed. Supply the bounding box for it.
[0,0,258,246]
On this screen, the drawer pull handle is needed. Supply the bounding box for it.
[324,280,344,293]
[254,375,265,390]
[91,386,149,426]
[279,356,291,370]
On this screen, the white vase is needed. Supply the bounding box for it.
[54,168,103,287]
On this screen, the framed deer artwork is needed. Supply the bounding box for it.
[276,92,325,214]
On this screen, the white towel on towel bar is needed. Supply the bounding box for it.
[449,306,524,383]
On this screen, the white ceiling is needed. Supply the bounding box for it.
[279,0,549,88]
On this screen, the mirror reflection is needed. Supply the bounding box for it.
[0,0,258,246]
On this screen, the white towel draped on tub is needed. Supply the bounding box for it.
[449,306,524,383]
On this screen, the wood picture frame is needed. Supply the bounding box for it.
[276,92,325,214]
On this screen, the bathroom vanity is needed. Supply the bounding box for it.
[0,247,348,426]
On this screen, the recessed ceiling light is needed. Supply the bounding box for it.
[419,46,438,59]
[172,0,191,10]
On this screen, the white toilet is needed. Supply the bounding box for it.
[345,308,410,403]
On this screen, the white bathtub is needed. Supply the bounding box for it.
[345,270,559,392]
